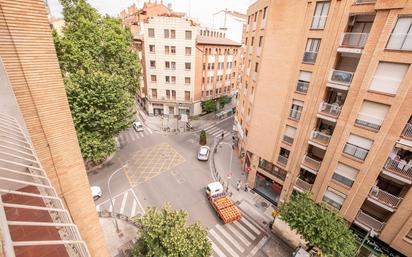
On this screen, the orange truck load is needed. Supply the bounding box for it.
[206,182,241,224]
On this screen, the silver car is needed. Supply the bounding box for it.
[197,146,210,161]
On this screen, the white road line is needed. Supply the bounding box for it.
[209,230,239,257]
[96,188,134,208]
[211,241,227,257]
[247,236,268,257]
[206,127,220,134]
[131,200,137,217]
[119,191,129,214]
[227,223,251,247]
[130,188,145,214]
[146,127,153,134]
[212,129,224,136]
[233,221,256,240]
[203,124,215,131]
[215,224,245,252]
[240,217,261,235]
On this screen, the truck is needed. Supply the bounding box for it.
[206,182,241,224]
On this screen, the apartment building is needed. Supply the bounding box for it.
[236,0,412,256]
[0,1,109,257]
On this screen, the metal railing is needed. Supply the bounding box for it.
[340,33,369,48]
[384,158,412,180]
[329,69,354,86]
[343,143,369,160]
[257,162,287,181]
[0,113,90,257]
[369,186,402,209]
[401,123,412,139]
[311,130,332,146]
[355,113,383,130]
[319,101,341,118]
[302,154,322,171]
[277,155,288,166]
[303,51,318,63]
[289,109,302,120]
[296,81,309,94]
[355,210,385,232]
[295,178,313,191]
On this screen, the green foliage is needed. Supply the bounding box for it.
[202,99,217,113]
[218,96,231,108]
[53,0,141,163]
[132,203,211,257]
[278,192,357,257]
[199,130,207,145]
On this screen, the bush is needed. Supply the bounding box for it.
[202,100,217,113]
[199,130,207,145]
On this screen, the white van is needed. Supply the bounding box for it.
[292,247,311,257]
[133,121,144,132]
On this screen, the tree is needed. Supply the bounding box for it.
[132,203,211,257]
[202,99,217,113]
[278,192,357,257]
[218,96,231,108]
[53,0,141,163]
[199,130,207,145]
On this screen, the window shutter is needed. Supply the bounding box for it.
[357,101,389,126]
[299,71,312,82]
[292,99,304,106]
[369,62,409,94]
[334,163,359,180]
[284,126,297,138]
[347,134,373,150]
[324,187,345,204]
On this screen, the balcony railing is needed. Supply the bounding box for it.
[369,186,402,209]
[384,158,412,180]
[329,69,354,86]
[295,178,313,191]
[289,109,302,120]
[319,102,341,118]
[303,51,318,64]
[401,123,412,140]
[277,155,288,166]
[296,81,309,94]
[355,113,383,130]
[302,154,322,171]
[340,33,369,48]
[0,113,90,257]
[355,210,385,232]
[343,143,369,161]
[310,130,332,146]
[258,161,287,181]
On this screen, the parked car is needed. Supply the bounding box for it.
[91,186,102,201]
[197,146,210,161]
[291,246,310,257]
[133,121,144,132]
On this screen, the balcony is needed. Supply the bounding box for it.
[402,123,412,140]
[277,155,288,166]
[355,210,385,232]
[302,154,321,172]
[296,81,309,94]
[295,178,313,192]
[310,130,331,146]
[368,186,402,209]
[383,158,412,181]
[258,159,287,181]
[340,33,368,49]
[289,109,302,121]
[303,51,317,64]
[319,101,341,118]
[329,69,354,87]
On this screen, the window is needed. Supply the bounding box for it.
[185,77,191,84]
[386,17,412,51]
[171,29,176,39]
[355,101,389,130]
[406,229,412,240]
[263,7,268,19]
[165,46,170,54]
[251,37,254,46]
[150,60,156,68]
[185,62,191,70]
[172,90,176,99]
[254,12,257,22]
[311,1,330,29]
[149,45,155,53]
[203,63,206,70]
[171,62,176,70]
[289,100,303,120]
[323,187,346,210]
[150,75,157,82]
[278,148,289,165]
[171,46,176,54]
[343,134,373,161]
[255,62,259,72]
[303,39,321,63]
[259,36,263,47]
[185,47,191,55]
[148,28,155,37]
[166,90,170,99]
[185,30,192,40]
[165,76,170,83]
[369,62,409,94]
[171,76,176,84]
[151,89,157,98]
[247,15,250,24]
[245,37,248,45]
[332,163,359,188]
[164,29,169,38]
[283,125,296,144]
[165,61,170,69]
[185,91,191,101]
[296,71,311,94]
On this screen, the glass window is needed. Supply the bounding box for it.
[185,47,191,55]
[254,173,282,205]
[150,60,156,68]
[185,30,192,40]
[148,28,155,37]
[185,62,191,70]
[171,46,176,54]
[356,101,389,130]
[149,45,155,53]
[343,134,373,161]
[369,62,409,94]
[164,46,170,54]
[303,38,321,63]
[332,163,359,187]
[185,77,191,84]
[323,187,346,210]
[263,7,268,19]
[150,75,156,82]
[171,29,176,39]
[151,89,157,98]
[164,29,169,38]
[386,17,412,51]
[311,1,330,29]
[259,36,263,47]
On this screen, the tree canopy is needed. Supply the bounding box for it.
[132,204,211,257]
[278,192,357,257]
[53,0,141,163]
[202,99,217,113]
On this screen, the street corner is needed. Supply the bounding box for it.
[125,143,185,186]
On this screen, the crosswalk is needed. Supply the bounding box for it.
[96,189,144,218]
[117,126,153,147]
[209,214,268,257]
[203,125,232,141]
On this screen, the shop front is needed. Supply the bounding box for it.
[253,172,282,206]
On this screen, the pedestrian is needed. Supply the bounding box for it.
[221,131,225,140]
[244,184,248,192]
[236,180,241,191]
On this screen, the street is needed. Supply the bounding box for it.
[88,116,292,257]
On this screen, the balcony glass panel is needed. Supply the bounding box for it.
[296,81,309,94]
[303,52,317,63]
[329,70,354,86]
[343,143,369,160]
[319,102,341,118]
[340,33,368,48]
[289,109,301,120]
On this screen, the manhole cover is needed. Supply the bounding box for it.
[261,201,268,208]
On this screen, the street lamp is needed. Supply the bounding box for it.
[176,103,182,132]
[355,229,376,256]
[107,163,128,234]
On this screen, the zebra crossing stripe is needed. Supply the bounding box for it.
[146,127,153,134]
[131,199,137,217]
[211,241,227,257]
[215,224,245,252]
[247,236,268,257]
[206,127,220,134]
[233,221,256,240]
[119,191,129,214]
[226,223,251,247]
[211,129,224,136]
[240,217,261,235]
[209,230,239,257]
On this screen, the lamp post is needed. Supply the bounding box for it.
[176,103,182,132]
[355,229,375,257]
[107,163,128,234]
